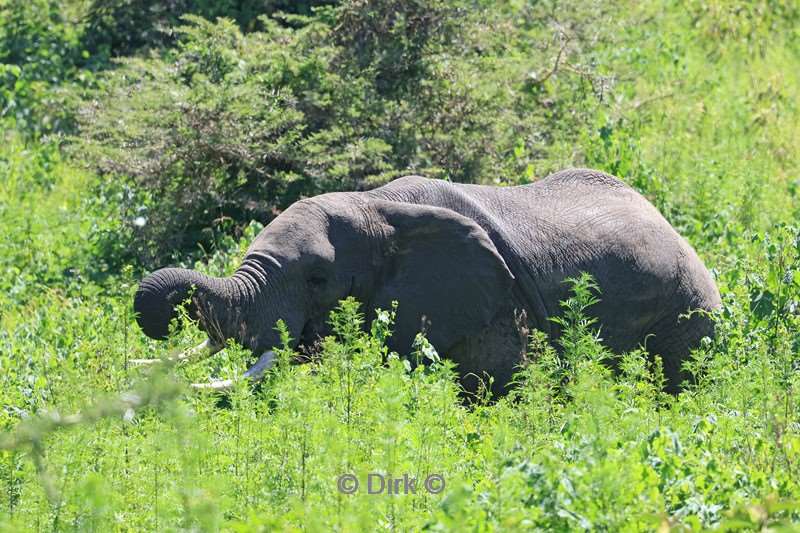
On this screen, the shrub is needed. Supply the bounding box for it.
[0,0,87,136]
[333,0,460,96]
[0,0,337,139]
[75,15,376,266]
[82,0,337,59]
[74,1,621,267]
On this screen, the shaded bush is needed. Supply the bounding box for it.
[333,0,459,96]
[0,0,86,136]
[0,0,335,138]
[82,0,337,59]
[74,1,620,267]
[76,15,386,266]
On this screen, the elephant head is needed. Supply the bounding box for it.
[134,191,515,384]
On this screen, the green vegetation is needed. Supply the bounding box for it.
[1,0,800,530]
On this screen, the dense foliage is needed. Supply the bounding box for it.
[1,0,800,530]
[72,1,617,266]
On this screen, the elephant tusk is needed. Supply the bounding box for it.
[191,350,276,391]
[129,358,163,366]
[130,338,222,366]
[175,338,223,363]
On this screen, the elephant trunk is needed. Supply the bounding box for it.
[134,267,242,341]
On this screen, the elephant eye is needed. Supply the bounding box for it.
[308,275,327,288]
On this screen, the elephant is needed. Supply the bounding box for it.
[133,168,721,395]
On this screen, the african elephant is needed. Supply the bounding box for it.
[133,169,720,394]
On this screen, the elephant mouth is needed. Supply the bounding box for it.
[131,339,276,392]
[300,319,317,348]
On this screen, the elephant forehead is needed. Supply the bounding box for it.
[247,237,334,266]
[247,214,334,263]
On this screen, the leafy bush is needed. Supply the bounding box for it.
[76,15,359,266]
[82,0,337,58]
[0,0,88,136]
[75,1,622,267]
[333,0,460,96]
[0,0,335,139]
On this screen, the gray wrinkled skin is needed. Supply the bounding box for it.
[134,169,721,394]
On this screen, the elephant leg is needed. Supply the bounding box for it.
[646,310,715,393]
[451,308,530,399]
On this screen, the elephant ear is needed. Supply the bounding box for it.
[371,200,515,356]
